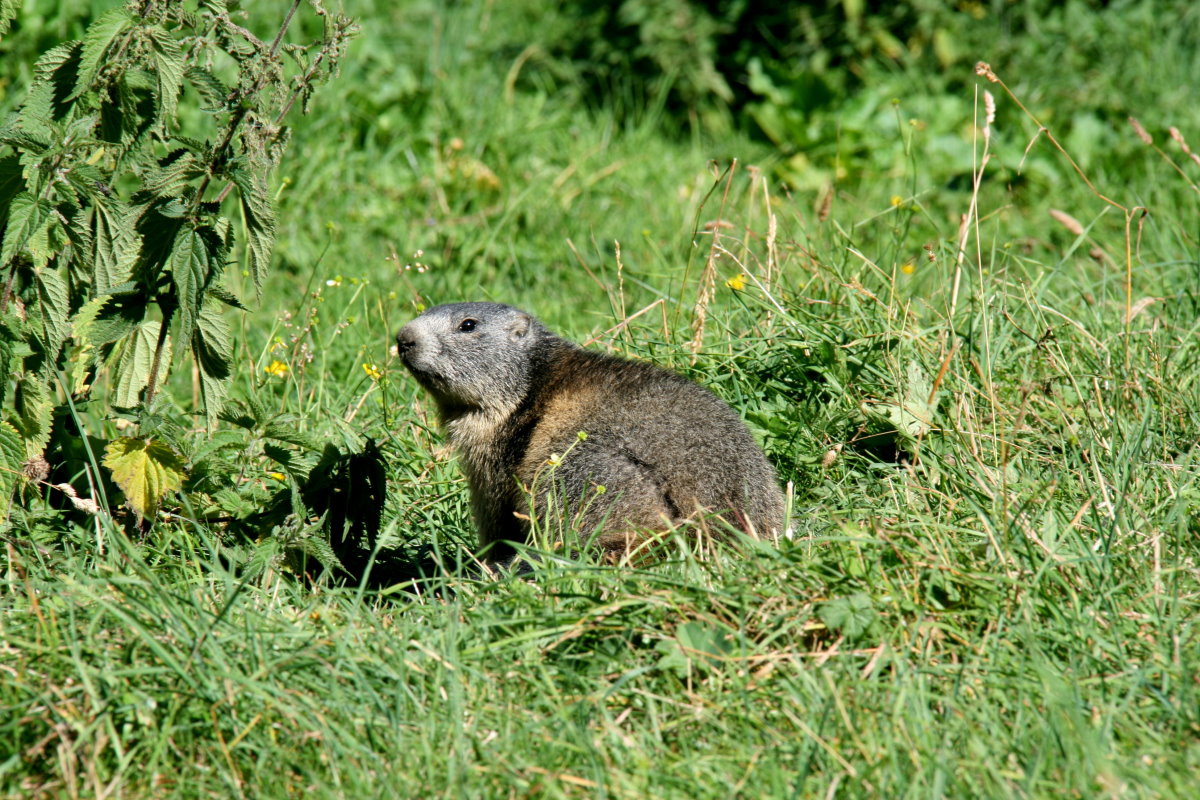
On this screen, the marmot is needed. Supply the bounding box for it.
[395,302,785,563]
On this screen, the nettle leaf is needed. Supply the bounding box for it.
[69,295,110,394]
[0,154,25,219]
[20,42,83,127]
[72,7,134,100]
[230,167,276,296]
[101,73,155,149]
[0,0,17,37]
[194,304,232,426]
[185,66,231,112]
[169,225,212,353]
[263,418,322,451]
[104,319,164,409]
[207,283,247,310]
[141,150,205,196]
[13,374,53,456]
[91,200,141,293]
[31,267,71,358]
[146,26,185,126]
[1,193,53,267]
[0,421,24,523]
[103,436,185,521]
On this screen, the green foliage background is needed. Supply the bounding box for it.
[2,1,1199,797]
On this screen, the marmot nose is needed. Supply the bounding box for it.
[395,332,415,356]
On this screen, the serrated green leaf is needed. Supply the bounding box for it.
[169,225,211,355]
[71,295,112,342]
[13,374,53,456]
[1,192,53,267]
[111,71,157,148]
[230,167,276,296]
[0,122,52,153]
[207,283,247,310]
[146,26,185,126]
[92,200,141,292]
[102,436,185,520]
[185,66,231,112]
[0,421,24,523]
[72,8,133,100]
[0,0,18,38]
[69,296,111,394]
[263,419,321,451]
[141,151,204,196]
[194,304,232,427]
[104,320,163,408]
[32,267,71,359]
[20,42,83,126]
[0,155,23,218]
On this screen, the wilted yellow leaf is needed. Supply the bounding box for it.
[103,437,186,521]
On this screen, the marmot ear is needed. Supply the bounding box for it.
[508,314,531,340]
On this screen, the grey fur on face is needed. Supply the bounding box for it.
[396,302,785,563]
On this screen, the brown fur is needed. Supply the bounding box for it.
[396,302,786,563]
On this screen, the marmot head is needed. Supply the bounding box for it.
[395,302,548,416]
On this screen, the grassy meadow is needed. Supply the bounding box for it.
[2,1,1200,797]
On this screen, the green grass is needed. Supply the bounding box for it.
[3,1,1200,797]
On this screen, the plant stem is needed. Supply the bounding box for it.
[191,0,303,216]
[143,300,175,407]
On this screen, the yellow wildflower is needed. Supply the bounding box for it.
[725,273,747,291]
[264,360,289,378]
[362,363,382,381]
[890,195,904,208]
[900,263,915,275]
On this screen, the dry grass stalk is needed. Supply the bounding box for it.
[1168,126,1200,167]
[1126,121,1200,195]
[1128,116,1153,145]
[979,62,1149,370]
[690,160,737,357]
[1049,208,1086,236]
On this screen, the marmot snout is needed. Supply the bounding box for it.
[396,302,785,563]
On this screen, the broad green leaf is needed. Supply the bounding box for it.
[231,167,276,296]
[0,421,24,524]
[72,8,133,100]
[91,200,140,292]
[104,320,164,409]
[146,26,185,126]
[71,295,111,342]
[0,324,13,408]
[20,42,82,126]
[185,66,231,112]
[207,283,247,310]
[69,296,111,394]
[1,192,52,267]
[141,151,204,196]
[862,361,936,444]
[0,0,17,37]
[0,154,23,217]
[32,267,71,359]
[263,419,322,451]
[169,225,212,355]
[193,304,232,426]
[102,436,185,521]
[13,374,53,456]
[818,593,878,640]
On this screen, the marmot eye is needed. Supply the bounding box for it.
[458,318,477,332]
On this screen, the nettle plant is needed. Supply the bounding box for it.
[0,2,373,551]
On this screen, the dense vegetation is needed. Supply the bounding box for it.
[2,1,1198,797]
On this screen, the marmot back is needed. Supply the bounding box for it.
[395,302,785,562]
